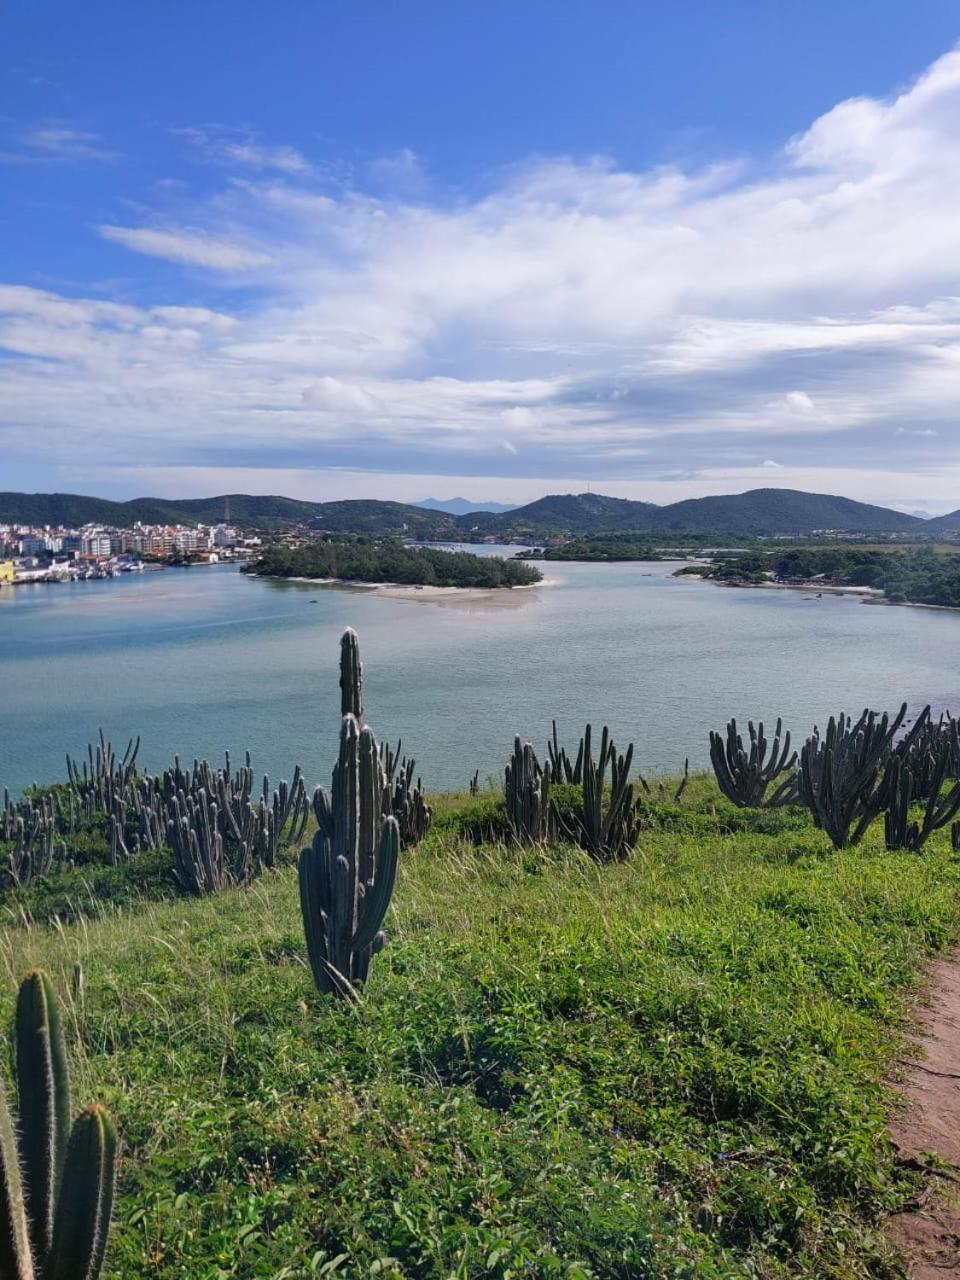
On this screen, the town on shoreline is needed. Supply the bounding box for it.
[0,518,259,587]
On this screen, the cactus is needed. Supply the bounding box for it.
[0,970,117,1279]
[389,758,432,847]
[340,627,363,719]
[579,725,640,862]
[547,721,584,785]
[505,738,554,843]
[300,715,400,999]
[469,770,480,797]
[884,723,960,852]
[799,703,928,849]
[709,718,797,807]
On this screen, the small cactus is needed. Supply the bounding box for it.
[0,969,117,1279]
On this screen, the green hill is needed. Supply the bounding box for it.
[649,488,923,535]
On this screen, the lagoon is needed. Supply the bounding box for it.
[3,553,960,797]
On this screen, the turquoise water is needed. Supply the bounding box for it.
[3,555,960,797]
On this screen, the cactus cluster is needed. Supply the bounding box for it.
[299,630,403,1000]
[2,736,309,893]
[799,704,928,849]
[709,718,798,808]
[2,794,66,886]
[0,969,117,1279]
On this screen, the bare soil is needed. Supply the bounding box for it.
[889,956,960,1276]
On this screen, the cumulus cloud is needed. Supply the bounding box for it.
[5,49,960,504]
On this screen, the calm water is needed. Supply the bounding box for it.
[3,554,960,797]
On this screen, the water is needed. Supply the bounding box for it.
[3,554,960,797]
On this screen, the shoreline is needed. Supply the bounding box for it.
[688,573,960,613]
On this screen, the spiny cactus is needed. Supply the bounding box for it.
[300,715,400,1000]
[505,738,554,843]
[547,721,584,786]
[884,723,960,852]
[0,969,117,1279]
[799,703,928,849]
[709,718,797,808]
[389,758,432,847]
[340,627,363,719]
[579,724,640,862]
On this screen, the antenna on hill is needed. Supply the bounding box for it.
[224,495,231,524]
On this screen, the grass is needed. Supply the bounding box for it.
[1,782,957,1277]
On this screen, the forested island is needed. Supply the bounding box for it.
[245,539,543,588]
[683,547,960,608]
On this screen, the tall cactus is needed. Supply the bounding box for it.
[580,724,640,862]
[505,738,554,843]
[300,715,400,1000]
[340,627,363,719]
[0,969,117,1279]
[709,718,797,807]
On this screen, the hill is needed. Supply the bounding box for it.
[650,488,923,535]
[927,508,960,533]
[461,492,659,534]
[0,491,329,529]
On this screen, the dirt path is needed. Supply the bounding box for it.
[889,956,960,1276]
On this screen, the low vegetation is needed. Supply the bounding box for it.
[246,539,543,588]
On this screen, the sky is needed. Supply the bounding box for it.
[3,3,960,511]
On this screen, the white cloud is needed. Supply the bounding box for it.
[176,127,312,175]
[0,124,119,165]
[98,225,273,270]
[6,49,960,501]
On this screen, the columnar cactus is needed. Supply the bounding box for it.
[505,738,554,843]
[299,715,400,1000]
[547,721,584,785]
[580,724,640,862]
[0,969,117,1279]
[709,718,797,807]
[340,627,363,719]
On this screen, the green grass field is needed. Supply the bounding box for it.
[1,780,956,1278]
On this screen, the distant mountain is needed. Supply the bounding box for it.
[416,497,517,515]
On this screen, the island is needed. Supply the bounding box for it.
[244,538,543,588]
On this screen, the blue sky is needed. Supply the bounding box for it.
[3,2,960,509]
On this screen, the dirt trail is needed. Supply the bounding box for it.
[889,956,960,1276]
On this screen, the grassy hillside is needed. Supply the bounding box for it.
[1,781,955,1277]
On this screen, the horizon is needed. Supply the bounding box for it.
[4,4,960,510]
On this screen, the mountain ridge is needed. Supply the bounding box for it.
[0,487,954,538]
